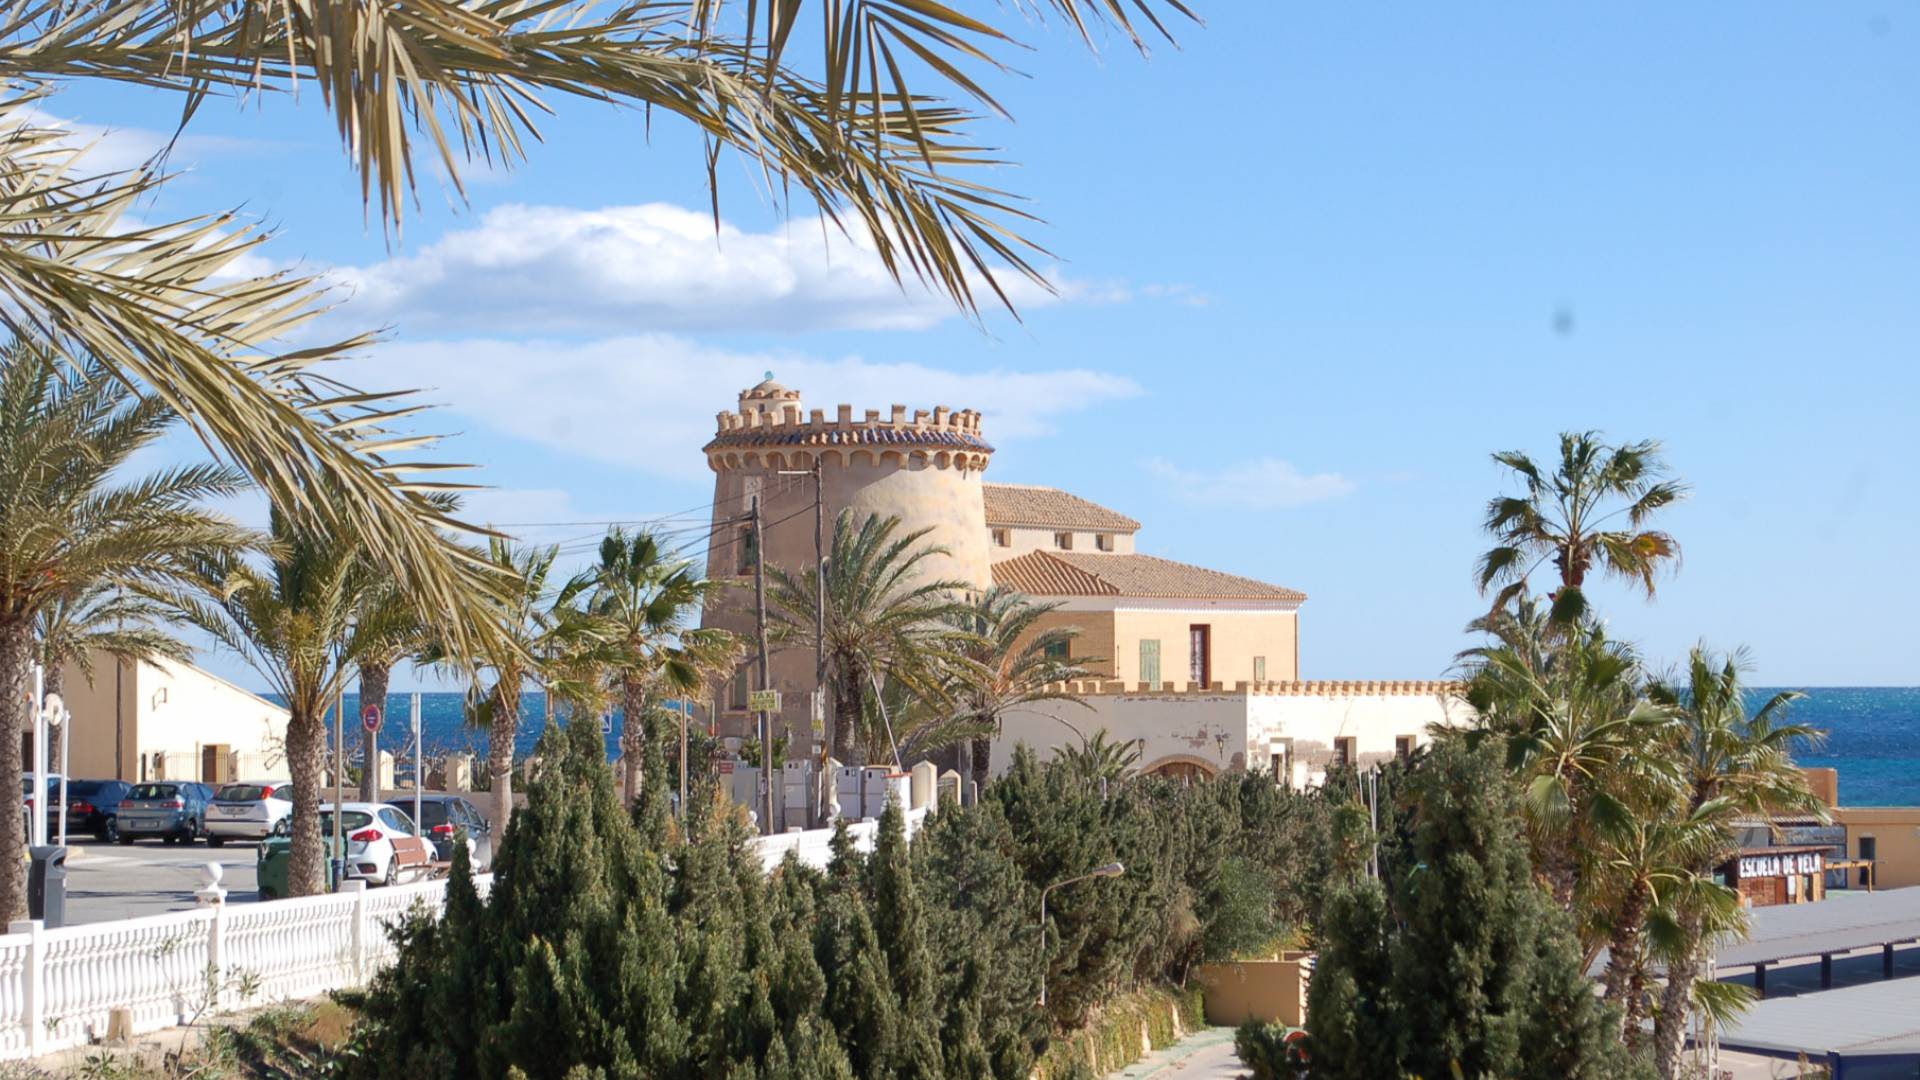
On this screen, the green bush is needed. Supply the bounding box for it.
[1235,1020,1300,1080]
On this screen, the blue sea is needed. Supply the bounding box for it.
[299,687,1920,806]
[1778,687,1920,806]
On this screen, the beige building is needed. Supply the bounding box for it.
[698,376,1466,775]
[53,652,290,783]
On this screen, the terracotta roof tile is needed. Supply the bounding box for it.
[991,551,1305,603]
[982,484,1140,532]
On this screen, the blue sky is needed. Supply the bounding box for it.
[44,3,1920,688]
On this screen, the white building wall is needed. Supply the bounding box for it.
[989,683,1472,784]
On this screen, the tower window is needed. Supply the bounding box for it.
[1188,624,1211,687]
[1043,639,1070,662]
[728,668,750,712]
[992,528,1011,548]
[1096,533,1115,552]
[1253,656,1266,683]
[1054,531,1073,550]
[1395,735,1415,763]
[736,526,756,575]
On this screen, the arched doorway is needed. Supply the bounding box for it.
[1139,755,1218,783]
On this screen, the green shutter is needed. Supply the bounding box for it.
[1139,639,1161,688]
[1254,656,1267,682]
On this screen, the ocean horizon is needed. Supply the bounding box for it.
[276,686,1920,807]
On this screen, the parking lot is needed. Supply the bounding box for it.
[57,836,263,925]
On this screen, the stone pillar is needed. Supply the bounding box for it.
[909,761,938,812]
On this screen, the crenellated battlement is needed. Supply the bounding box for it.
[704,399,994,472]
[1037,678,1469,698]
[712,401,986,438]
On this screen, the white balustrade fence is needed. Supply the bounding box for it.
[0,804,929,1061]
[0,874,493,1061]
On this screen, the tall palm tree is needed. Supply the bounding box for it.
[766,512,968,765]
[349,582,433,802]
[173,510,379,898]
[0,345,252,917]
[942,587,1094,795]
[460,538,605,832]
[1476,431,1688,620]
[570,527,736,804]
[0,2,1194,676]
[1645,648,1824,1080]
[1457,597,1675,910]
[37,583,195,785]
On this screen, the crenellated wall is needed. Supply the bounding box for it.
[989,681,1473,784]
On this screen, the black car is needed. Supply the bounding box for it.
[385,795,493,872]
[61,780,132,842]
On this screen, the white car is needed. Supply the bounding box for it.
[206,780,293,846]
[324,802,434,887]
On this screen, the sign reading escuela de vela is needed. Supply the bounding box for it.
[1738,851,1824,879]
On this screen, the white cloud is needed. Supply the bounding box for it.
[12,104,262,175]
[324,202,1177,335]
[348,334,1141,481]
[1146,457,1355,510]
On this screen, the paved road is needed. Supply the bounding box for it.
[58,837,263,924]
[1106,1027,1244,1080]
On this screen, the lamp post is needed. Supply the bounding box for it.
[1038,861,1125,1008]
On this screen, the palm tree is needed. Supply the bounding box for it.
[173,510,380,898]
[349,582,433,802]
[570,527,736,804]
[1457,597,1676,910]
[37,583,195,786]
[1052,730,1142,785]
[767,512,968,765]
[1476,431,1688,620]
[941,587,1094,795]
[0,2,1194,673]
[0,345,252,917]
[1645,648,1824,1080]
[460,539,606,833]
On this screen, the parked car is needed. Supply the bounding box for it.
[60,780,132,842]
[384,795,493,872]
[256,804,432,893]
[205,781,293,847]
[116,781,214,844]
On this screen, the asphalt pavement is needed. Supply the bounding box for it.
[1104,1027,1245,1079]
[55,836,263,925]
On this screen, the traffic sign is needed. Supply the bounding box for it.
[600,712,614,736]
[717,760,736,775]
[748,689,781,713]
[361,704,383,733]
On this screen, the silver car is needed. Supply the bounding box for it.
[205,780,293,847]
[116,782,212,844]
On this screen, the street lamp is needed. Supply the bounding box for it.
[1038,861,1125,1008]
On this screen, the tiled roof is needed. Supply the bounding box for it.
[982,484,1140,532]
[991,551,1306,603]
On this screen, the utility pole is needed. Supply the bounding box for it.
[813,461,828,813]
[780,462,830,824]
[751,495,774,836]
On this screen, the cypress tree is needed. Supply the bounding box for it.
[867,798,943,1080]
[1305,741,1650,1079]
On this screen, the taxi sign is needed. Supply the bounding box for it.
[748,689,781,713]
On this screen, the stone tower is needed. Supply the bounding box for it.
[700,375,994,754]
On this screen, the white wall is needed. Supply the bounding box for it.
[991,685,1473,783]
[133,658,289,783]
